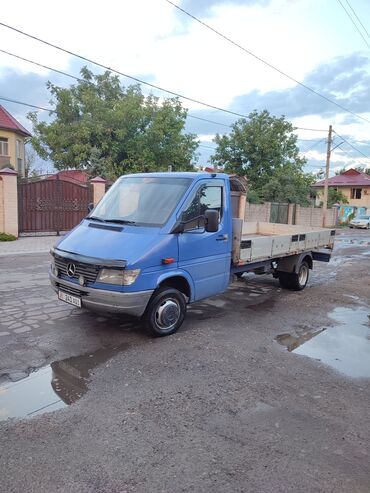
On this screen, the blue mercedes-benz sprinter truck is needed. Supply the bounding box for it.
[50,172,334,336]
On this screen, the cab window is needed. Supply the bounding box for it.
[181,184,223,230]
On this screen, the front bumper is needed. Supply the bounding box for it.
[49,271,153,317]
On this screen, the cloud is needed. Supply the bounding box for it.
[184,52,370,143]
[179,0,268,16]
[228,52,370,120]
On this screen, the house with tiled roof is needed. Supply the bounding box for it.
[0,105,32,177]
[312,168,370,208]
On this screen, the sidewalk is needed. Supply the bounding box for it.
[0,236,59,256]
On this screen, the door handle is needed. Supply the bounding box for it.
[216,234,228,241]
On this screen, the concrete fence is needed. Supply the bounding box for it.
[0,173,339,237]
[245,201,338,228]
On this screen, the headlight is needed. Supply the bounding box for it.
[97,268,140,285]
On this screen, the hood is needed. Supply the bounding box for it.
[55,220,177,268]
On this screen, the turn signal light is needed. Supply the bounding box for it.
[162,258,175,265]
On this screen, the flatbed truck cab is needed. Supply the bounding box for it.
[50,172,334,336]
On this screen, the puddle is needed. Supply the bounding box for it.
[0,344,129,421]
[335,238,370,247]
[276,328,326,351]
[276,307,370,378]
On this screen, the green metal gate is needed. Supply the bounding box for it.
[270,203,289,224]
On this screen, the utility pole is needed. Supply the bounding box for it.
[322,125,332,226]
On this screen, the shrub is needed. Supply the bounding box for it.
[0,232,17,241]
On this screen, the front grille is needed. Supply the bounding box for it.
[56,282,88,297]
[54,256,99,283]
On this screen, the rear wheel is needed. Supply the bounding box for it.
[143,287,187,337]
[278,261,310,291]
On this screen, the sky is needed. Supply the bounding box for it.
[0,0,369,176]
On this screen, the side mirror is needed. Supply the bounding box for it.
[87,202,94,213]
[205,209,219,232]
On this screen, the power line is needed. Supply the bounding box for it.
[165,0,370,124]
[186,114,230,128]
[300,138,326,153]
[0,47,236,130]
[198,144,217,150]
[0,21,261,120]
[0,48,330,135]
[345,0,370,38]
[333,130,370,160]
[0,95,56,113]
[295,127,327,132]
[336,0,370,48]
[0,22,359,132]
[0,48,84,82]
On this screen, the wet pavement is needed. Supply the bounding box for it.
[0,228,370,493]
[276,306,370,378]
[0,344,130,420]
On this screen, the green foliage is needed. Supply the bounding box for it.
[28,68,199,178]
[246,189,262,203]
[0,232,17,241]
[260,169,315,205]
[211,110,308,204]
[327,188,349,207]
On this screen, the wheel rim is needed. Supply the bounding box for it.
[155,298,180,331]
[299,265,309,286]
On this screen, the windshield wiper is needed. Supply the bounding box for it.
[104,218,137,225]
[87,216,106,222]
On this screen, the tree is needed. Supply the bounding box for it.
[211,110,308,203]
[24,144,37,178]
[28,67,199,178]
[260,168,315,205]
[335,165,370,175]
[327,188,348,207]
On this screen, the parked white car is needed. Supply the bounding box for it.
[349,215,370,229]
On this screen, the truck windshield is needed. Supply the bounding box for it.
[90,176,192,227]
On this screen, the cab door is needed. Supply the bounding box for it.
[177,179,231,301]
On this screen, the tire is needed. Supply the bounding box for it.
[143,287,187,337]
[278,261,310,291]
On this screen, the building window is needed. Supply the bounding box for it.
[0,137,9,156]
[351,188,362,199]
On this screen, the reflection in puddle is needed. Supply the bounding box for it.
[276,328,326,351]
[0,344,129,421]
[276,307,370,378]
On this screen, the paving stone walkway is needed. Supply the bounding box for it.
[0,236,59,256]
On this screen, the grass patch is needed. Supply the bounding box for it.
[0,232,17,241]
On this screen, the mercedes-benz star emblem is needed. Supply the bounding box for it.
[67,263,76,277]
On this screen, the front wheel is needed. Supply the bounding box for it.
[143,287,187,337]
[278,261,310,291]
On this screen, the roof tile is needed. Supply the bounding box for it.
[0,105,32,137]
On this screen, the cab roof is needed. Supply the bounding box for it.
[119,172,229,180]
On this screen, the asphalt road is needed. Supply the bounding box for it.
[0,229,370,493]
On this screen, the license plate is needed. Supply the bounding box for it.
[58,290,81,308]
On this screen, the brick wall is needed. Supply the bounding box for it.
[0,168,18,236]
[0,178,4,233]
